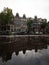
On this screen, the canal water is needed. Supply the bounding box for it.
[0,36,49,65]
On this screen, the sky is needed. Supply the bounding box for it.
[0,0,49,21]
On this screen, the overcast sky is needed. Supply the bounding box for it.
[0,0,49,21]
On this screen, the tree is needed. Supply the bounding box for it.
[0,7,14,25]
[45,22,49,34]
[0,7,14,34]
[41,19,47,34]
[27,18,32,33]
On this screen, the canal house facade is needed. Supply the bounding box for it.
[14,14,47,34]
[14,13,28,34]
[0,24,14,34]
[30,17,43,34]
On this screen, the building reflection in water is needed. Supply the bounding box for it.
[0,36,49,62]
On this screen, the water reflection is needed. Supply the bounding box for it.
[0,36,49,65]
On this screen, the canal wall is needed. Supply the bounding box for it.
[0,35,49,45]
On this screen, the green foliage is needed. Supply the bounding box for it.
[27,18,33,33]
[27,19,32,27]
[41,21,47,29]
[41,19,47,34]
[0,7,14,25]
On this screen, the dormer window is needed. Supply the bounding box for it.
[23,14,26,19]
[16,13,19,18]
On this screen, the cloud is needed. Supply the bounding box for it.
[0,0,49,20]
